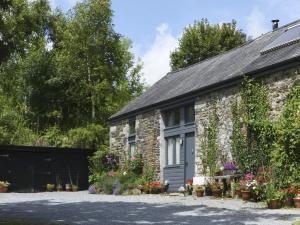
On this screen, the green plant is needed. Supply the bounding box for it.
[231,77,275,173]
[265,183,285,203]
[128,153,144,175]
[46,184,55,192]
[201,102,220,176]
[270,85,300,187]
[0,181,10,187]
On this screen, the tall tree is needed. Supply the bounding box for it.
[170,19,246,71]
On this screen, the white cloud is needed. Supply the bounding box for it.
[246,6,269,38]
[138,23,178,85]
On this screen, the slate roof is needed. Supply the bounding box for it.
[111,20,300,120]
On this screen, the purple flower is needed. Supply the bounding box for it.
[223,162,237,170]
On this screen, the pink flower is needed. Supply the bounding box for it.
[131,156,136,161]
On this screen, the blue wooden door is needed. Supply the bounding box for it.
[185,132,195,181]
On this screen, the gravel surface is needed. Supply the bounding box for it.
[0,191,299,225]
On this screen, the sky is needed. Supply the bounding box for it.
[49,0,300,85]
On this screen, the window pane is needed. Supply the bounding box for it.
[129,120,135,134]
[174,108,180,125]
[167,138,174,165]
[175,138,181,164]
[185,105,195,123]
[129,143,136,157]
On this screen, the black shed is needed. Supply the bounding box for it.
[0,145,94,192]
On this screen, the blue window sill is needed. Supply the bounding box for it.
[164,164,183,169]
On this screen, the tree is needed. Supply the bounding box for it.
[170,19,246,71]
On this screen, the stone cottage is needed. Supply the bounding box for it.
[109,20,300,191]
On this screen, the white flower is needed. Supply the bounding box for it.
[123,171,127,176]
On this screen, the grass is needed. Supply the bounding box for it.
[292,221,300,225]
[0,219,67,225]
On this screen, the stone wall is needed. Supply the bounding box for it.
[109,110,162,178]
[194,66,300,176]
[110,119,129,164]
[136,110,161,178]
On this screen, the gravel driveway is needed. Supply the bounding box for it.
[0,191,299,225]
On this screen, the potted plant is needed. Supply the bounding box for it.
[222,162,237,176]
[186,179,193,195]
[232,181,241,198]
[0,181,10,193]
[266,184,284,209]
[195,185,205,197]
[293,191,300,208]
[205,182,212,196]
[65,183,72,192]
[239,173,255,201]
[47,183,55,192]
[211,182,222,198]
[282,186,296,207]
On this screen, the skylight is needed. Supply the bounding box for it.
[260,24,300,55]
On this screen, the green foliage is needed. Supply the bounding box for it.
[128,153,144,175]
[201,102,219,176]
[270,85,300,187]
[0,0,144,147]
[170,18,246,70]
[265,183,285,202]
[231,78,274,173]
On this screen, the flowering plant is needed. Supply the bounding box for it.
[101,154,119,171]
[128,153,144,174]
[223,162,237,170]
[239,173,255,190]
[186,179,193,194]
[279,186,297,198]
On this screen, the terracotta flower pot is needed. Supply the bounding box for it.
[283,197,294,207]
[0,186,8,193]
[212,189,222,198]
[268,199,282,209]
[241,190,251,201]
[196,190,204,197]
[235,189,242,198]
[294,198,300,208]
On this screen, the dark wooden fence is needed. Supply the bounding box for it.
[0,145,94,192]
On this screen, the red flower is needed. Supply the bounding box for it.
[186,179,193,185]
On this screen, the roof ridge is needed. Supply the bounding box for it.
[167,19,300,75]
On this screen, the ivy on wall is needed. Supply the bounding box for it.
[201,102,219,176]
[270,85,300,187]
[231,78,275,173]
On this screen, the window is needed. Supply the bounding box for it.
[166,136,181,165]
[128,118,136,157]
[129,142,136,158]
[165,108,181,127]
[129,119,136,135]
[185,105,195,123]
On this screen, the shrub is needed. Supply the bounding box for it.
[128,153,144,175]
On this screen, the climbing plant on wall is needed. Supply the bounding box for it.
[201,102,219,176]
[231,78,275,173]
[270,84,300,187]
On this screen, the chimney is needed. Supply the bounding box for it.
[272,19,279,30]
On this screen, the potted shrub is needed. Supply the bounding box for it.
[65,183,72,192]
[266,184,284,209]
[293,191,300,208]
[72,185,79,192]
[149,181,161,194]
[0,181,10,193]
[47,183,55,192]
[282,186,296,207]
[186,179,193,195]
[211,182,222,198]
[239,173,254,201]
[205,182,213,196]
[195,185,205,197]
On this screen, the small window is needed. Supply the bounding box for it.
[165,108,181,127]
[129,142,136,158]
[129,119,136,135]
[166,136,181,165]
[185,105,195,123]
